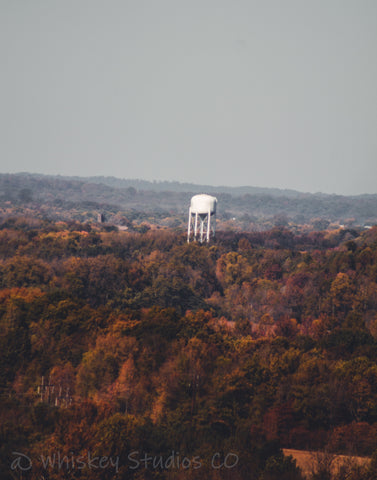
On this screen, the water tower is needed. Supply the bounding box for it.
[187,194,217,243]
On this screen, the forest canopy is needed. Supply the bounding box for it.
[1,217,377,479]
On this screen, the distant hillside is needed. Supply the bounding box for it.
[1,172,377,228]
[61,174,305,197]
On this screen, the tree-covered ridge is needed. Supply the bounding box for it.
[2,172,377,229]
[1,218,377,479]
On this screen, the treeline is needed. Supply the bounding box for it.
[2,172,377,227]
[2,218,377,479]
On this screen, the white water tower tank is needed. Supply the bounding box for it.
[187,194,217,243]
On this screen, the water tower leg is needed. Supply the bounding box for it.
[187,207,192,242]
[207,209,211,242]
[212,212,216,238]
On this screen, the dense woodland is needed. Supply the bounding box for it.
[2,216,377,479]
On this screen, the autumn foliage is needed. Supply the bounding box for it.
[2,218,377,479]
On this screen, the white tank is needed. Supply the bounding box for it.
[187,194,217,243]
[190,194,217,215]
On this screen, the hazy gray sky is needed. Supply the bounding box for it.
[1,0,376,194]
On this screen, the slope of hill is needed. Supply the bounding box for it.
[1,219,377,479]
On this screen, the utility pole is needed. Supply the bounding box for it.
[37,376,54,405]
[54,386,72,407]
